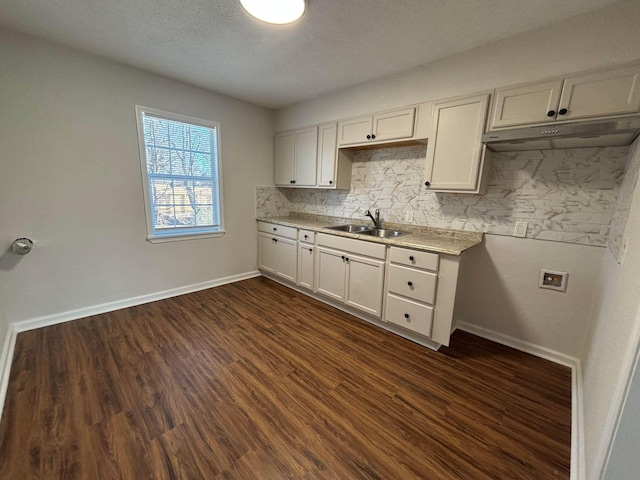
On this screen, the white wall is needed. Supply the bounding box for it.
[276,0,640,130]
[455,235,604,358]
[603,318,640,480]
[0,28,274,335]
[581,139,640,480]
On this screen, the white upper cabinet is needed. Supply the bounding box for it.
[371,108,416,142]
[558,66,640,120]
[425,93,490,193]
[274,131,295,186]
[338,116,373,146]
[316,122,338,187]
[275,126,317,187]
[293,127,318,186]
[337,107,416,146]
[490,80,563,129]
[490,64,640,130]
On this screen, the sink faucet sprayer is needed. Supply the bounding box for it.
[365,209,380,227]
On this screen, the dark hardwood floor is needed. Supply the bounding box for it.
[0,276,572,479]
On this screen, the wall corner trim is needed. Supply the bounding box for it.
[0,270,260,422]
[454,321,585,480]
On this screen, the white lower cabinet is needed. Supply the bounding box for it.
[344,253,385,317]
[315,247,347,302]
[315,234,386,318]
[385,294,434,337]
[259,224,462,348]
[297,231,315,290]
[258,222,298,283]
[384,246,439,339]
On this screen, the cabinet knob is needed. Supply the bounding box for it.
[558,108,568,115]
[407,281,413,287]
[404,313,410,320]
[290,180,293,184]
[425,181,431,187]
[273,227,277,231]
[274,238,278,242]
[409,256,414,261]
[345,257,350,263]
[371,134,376,140]
[329,180,333,185]
[341,255,345,260]
[292,180,296,184]
[547,110,556,117]
[304,235,308,239]
[366,134,371,140]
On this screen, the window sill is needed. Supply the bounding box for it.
[147,230,226,244]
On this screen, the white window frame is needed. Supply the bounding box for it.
[135,105,225,243]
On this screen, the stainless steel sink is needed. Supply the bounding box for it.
[324,224,373,233]
[360,228,407,238]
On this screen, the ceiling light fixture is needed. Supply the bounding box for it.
[240,0,306,25]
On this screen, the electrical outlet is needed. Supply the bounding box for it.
[539,270,568,292]
[404,211,414,223]
[514,221,528,238]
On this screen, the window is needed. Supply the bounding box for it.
[135,106,224,242]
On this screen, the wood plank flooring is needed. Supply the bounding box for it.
[0,276,572,479]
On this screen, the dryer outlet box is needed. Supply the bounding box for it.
[539,270,568,292]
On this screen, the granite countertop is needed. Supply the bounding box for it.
[256,213,483,256]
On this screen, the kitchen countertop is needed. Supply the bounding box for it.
[256,213,483,256]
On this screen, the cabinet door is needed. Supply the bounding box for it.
[345,254,385,318]
[258,233,277,274]
[558,65,640,121]
[315,247,347,302]
[275,237,297,283]
[372,108,416,142]
[490,80,563,129]
[294,127,318,186]
[297,244,315,290]
[425,94,489,193]
[316,123,338,187]
[275,131,295,186]
[337,116,373,146]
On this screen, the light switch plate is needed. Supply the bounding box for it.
[539,269,568,292]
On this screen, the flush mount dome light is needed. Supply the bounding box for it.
[240,0,306,24]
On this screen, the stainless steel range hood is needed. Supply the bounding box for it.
[481,116,640,152]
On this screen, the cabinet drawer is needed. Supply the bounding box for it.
[385,294,433,337]
[298,229,316,244]
[258,222,297,240]
[387,264,437,304]
[389,247,439,271]
[316,233,386,260]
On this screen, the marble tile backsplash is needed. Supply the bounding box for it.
[608,139,640,259]
[257,143,636,247]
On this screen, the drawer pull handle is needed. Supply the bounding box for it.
[304,235,308,239]
[407,281,413,287]
[409,256,415,261]
[273,227,277,231]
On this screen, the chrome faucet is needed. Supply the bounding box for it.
[365,209,380,227]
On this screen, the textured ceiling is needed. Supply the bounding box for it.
[0,0,624,109]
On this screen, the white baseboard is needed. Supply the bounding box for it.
[12,271,260,333]
[0,270,260,421]
[0,326,18,426]
[455,321,584,480]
